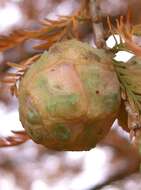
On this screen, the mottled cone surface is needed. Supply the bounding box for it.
[19,40,120,151]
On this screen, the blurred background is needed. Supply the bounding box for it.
[0,0,141,190]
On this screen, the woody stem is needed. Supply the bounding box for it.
[89,0,105,48]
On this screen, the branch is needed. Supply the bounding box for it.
[89,0,105,48]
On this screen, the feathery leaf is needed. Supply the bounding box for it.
[0,5,90,52]
[0,131,29,147]
[114,57,141,114]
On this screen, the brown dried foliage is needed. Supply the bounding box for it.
[2,54,41,97]
[107,12,141,56]
[0,2,90,52]
[0,131,29,148]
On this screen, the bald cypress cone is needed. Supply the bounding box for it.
[18,39,120,151]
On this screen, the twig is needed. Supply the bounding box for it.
[89,0,105,48]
